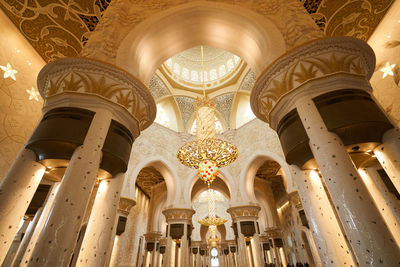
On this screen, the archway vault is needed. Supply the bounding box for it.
[117,1,286,84]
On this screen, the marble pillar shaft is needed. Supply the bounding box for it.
[19,183,60,266]
[296,97,400,265]
[27,110,112,267]
[163,226,172,267]
[2,219,30,267]
[181,222,188,267]
[289,204,307,264]
[358,167,400,246]
[76,172,125,267]
[374,128,400,194]
[10,208,43,267]
[236,222,249,267]
[251,234,264,267]
[0,149,45,263]
[292,166,353,266]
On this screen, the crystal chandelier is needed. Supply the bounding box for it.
[176,47,238,186]
[176,46,236,246]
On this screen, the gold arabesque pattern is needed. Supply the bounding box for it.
[0,0,111,61]
[312,0,394,41]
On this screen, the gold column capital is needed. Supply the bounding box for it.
[227,205,261,221]
[162,208,195,222]
[37,57,156,138]
[251,37,375,125]
[118,197,136,216]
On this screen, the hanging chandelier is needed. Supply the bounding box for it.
[176,46,238,186]
[199,189,227,247]
[176,46,236,246]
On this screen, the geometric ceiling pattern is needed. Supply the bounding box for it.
[174,96,195,129]
[135,166,165,198]
[215,93,234,128]
[0,0,393,63]
[149,75,170,100]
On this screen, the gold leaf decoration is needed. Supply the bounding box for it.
[0,0,111,62]
[309,0,394,41]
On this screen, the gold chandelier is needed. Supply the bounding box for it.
[176,46,236,245]
[176,47,238,186]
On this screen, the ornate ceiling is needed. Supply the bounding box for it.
[300,0,394,41]
[0,0,395,134]
[255,160,286,201]
[135,166,164,197]
[0,0,393,62]
[0,0,111,62]
[255,160,281,180]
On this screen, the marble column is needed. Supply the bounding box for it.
[27,109,112,267]
[236,221,249,267]
[251,36,400,266]
[358,166,400,246]
[143,232,162,267]
[163,225,173,267]
[10,208,43,267]
[265,231,280,267]
[181,222,189,267]
[291,165,354,265]
[0,149,45,262]
[251,233,264,267]
[162,208,195,267]
[76,172,125,266]
[288,196,310,265]
[374,128,400,193]
[18,183,60,266]
[227,205,261,267]
[296,98,400,264]
[2,218,30,266]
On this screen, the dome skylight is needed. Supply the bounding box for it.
[163,46,241,89]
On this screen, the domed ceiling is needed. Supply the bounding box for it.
[162,46,242,90]
[151,45,257,133]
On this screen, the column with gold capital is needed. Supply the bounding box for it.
[251,37,400,265]
[227,205,263,267]
[162,208,195,267]
[25,57,156,267]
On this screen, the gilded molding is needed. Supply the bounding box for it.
[144,232,162,242]
[37,57,156,134]
[250,37,376,123]
[162,208,195,222]
[118,197,136,216]
[226,205,261,221]
[264,227,282,238]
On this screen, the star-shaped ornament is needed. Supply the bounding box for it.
[380,61,396,78]
[0,63,18,80]
[26,87,40,101]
